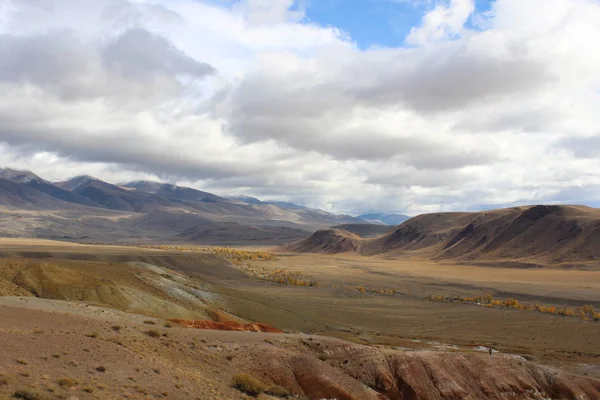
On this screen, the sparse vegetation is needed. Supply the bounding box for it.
[143,320,156,325]
[111,325,122,332]
[12,390,46,400]
[130,245,279,263]
[427,293,600,322]
[355,286,396,296]
[144,329,161,338]
[266,385,292,397]
[105,337,124,346]
[57,377,77,388]
[231,373,268,396]
[240,264,318,287]
[208,248,277,263]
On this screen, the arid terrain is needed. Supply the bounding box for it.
[0,236,599,399]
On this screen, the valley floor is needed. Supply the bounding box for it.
[0,239,599,399]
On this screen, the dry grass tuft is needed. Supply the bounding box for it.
[266,385,292,397]
[12,390,47,400]
[231,373,268,396]
[144,329,161,338]
[57,377,77,388]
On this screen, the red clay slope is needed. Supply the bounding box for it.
[172,319,283,333]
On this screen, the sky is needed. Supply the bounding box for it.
[0,0,599,216]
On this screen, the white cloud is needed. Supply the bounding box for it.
[406,0,475,45]
[0,0,599,216]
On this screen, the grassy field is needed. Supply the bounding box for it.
[216,252,600,378]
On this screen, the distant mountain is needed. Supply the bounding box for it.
[0,168,370,243]
[55,176,172,212]
[358,213,411,226]
[122,181,225,203]
[175,222,308,245]
[228,195,308,210]
[0,168,44,184]
[1,169,100,208]
[0,178,74,210]
[228,195,264,205]
[54,175,99,191]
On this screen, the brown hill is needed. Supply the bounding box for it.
[332,223,395,238]
[365,205,600,263]
[287,205,600,266]
[281,228,362,254]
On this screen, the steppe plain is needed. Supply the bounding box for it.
[0,238,599,399]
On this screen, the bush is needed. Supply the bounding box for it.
[266,385,292,397]
[12,390,46,400]
[231,373,268,396]
[144,330,161,338]
[57,377,77,388]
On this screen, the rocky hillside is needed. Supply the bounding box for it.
[281,228,362,254]
[287,205,600,266]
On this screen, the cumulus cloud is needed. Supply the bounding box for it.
[406,0,475,44]
[0,0,599,215]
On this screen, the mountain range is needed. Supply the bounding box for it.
[284,204,600,267]
[0,167,373,244]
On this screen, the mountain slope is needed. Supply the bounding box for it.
[175,222,308,244]
[363,205,600,264]
[56,176,177,212]
[0,168,44,183]
[332,223,395,238]
[281,228,362,254]
[0,178,78,210]
[123,181,225,203]
[287,205,600,266]
[1,169,101,207]
[229,195,308,210]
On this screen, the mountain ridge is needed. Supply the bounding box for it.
[286,205,600,266]
[0,167,366,243]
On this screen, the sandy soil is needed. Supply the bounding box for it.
[0,299,598,400]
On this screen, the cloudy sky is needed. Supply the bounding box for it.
[1,0,599,215]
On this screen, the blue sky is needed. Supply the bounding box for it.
[305,0,496,49]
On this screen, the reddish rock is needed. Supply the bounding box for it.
[171,319,283,333]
